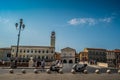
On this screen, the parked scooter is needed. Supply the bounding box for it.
[50,60,62,73]
[50,64,60,72]
[72,64,87,72]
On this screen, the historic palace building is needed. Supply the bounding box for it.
[83,48,107,63]
[106,50,116,67]
[11,31,56,62]
[114,49,120,68]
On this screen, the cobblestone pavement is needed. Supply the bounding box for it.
[0,73,119,80]
[0,64,120,80]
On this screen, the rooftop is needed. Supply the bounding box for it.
[11,45,55,48]
[85,48,106,51]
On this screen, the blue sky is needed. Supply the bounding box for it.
[0,0,120,52]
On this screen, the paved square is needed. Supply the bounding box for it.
[0,72,120,80]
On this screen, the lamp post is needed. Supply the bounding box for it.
[15,19,25,68]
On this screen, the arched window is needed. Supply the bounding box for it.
[63,59,67,63]
[42,50,45,53]
[46,50,48,53]
[27,50,29,53]
[31,50,33,53]
[69,60,73,63]
[38,50,41,53]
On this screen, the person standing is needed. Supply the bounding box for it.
[35,60,40,69]
[41,60,45,72]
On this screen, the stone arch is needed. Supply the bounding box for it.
[63,59,67,63]
[69,60,73,63]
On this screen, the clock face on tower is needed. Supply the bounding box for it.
[51,31,55,36]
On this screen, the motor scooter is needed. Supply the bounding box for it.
[72,64,87,72]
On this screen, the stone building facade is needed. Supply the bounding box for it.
[61,47,76,63]
[0,48,11,61]
[84,48,107,63]
[11,31,56,62]
[79,52,88,61]
[106,50,116,67]
[11,46,55,62]
[114,49,120,68]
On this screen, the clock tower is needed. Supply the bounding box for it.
[50,31,55,48]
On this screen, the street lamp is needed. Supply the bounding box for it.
[14,19,25,68]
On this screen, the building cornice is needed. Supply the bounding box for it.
[11,45,55,48]
[85,48,106,51]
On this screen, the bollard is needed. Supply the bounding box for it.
[106,69,111,74]
[46,69,51,74]
[71,69,75,74]
[59,69,63,74]
[84,70,88,74]
[21,69,26,74]
[34,69,38,74]
[95,69,100,74]
[118,70,120,74]
[9,69,14,74]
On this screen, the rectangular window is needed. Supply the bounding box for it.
[24,50,26,53]
[27,50,29,53]
[35,50,37,53]
[38,50,41,53]
[20,49,22,53]
[31,50,33,53]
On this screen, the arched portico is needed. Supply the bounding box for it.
[63,59,67,63]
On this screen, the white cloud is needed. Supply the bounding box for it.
[68,18,96,25]
[68,17,113,26]
[99,17,112,23]
[68,18,79,25]
[0,17,10,24]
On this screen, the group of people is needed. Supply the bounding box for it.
[89,60,97,65]
[33,60,62,72]
[33,60,45,71]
